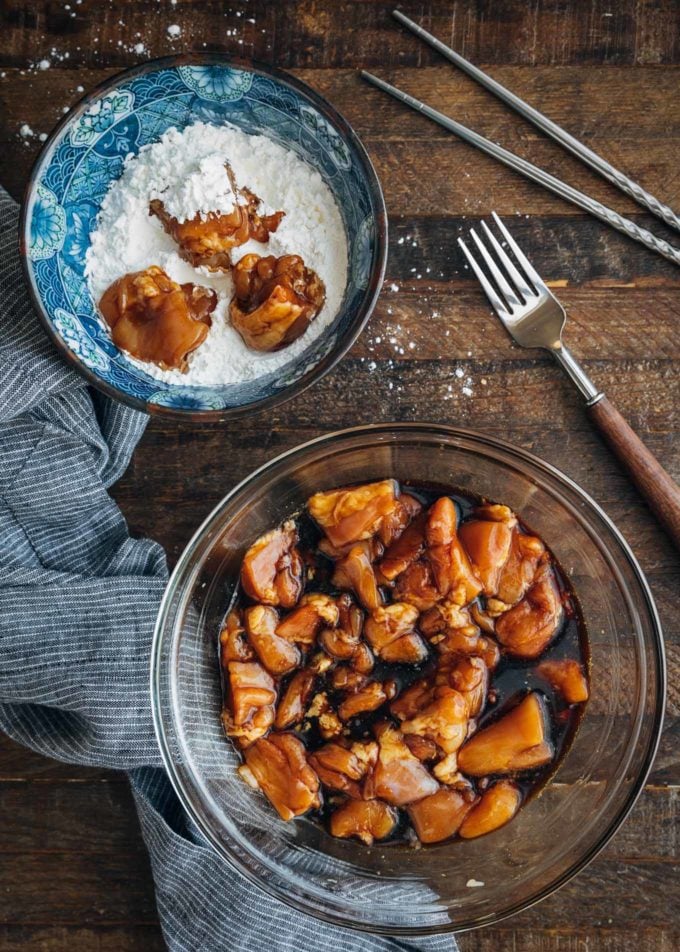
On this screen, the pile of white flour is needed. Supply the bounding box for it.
[85,122,348,385]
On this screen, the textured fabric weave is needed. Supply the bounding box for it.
[0,187,456,951]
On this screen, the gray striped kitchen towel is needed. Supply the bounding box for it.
[0,187,456,952]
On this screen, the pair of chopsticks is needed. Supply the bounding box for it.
[361,10,680,267]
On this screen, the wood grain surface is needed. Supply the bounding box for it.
[1,1,678,950]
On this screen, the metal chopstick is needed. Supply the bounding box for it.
[392,9,680,236]
[360,70,680,268]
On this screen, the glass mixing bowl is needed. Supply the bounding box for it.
[151,424,665,935]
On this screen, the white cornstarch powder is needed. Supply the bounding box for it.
[85,122,348,386]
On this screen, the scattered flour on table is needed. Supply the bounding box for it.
[85,122,348,386]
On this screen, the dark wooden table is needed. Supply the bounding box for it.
[1,2,679,949]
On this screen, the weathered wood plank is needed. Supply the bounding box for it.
[652,718,680,786]
[458,927,680,952]
[0,782,146,853]
[491,859,680,930]
[0,0,679,69]
[362,288,680,360]
[112,359,680,472]
[0,926,676,952]
[0,851,158,924]
[0,927,165,951]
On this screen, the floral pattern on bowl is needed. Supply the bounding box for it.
[21,56,386,418]
[178,65,254,102]
[69,90,135,148]
[29,184,67,261]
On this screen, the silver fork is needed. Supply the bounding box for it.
[459,213,680,550]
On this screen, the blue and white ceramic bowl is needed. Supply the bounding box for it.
[20,55,387,420]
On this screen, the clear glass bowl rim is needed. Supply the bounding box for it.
[151,422,666,934]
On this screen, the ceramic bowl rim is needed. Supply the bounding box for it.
[19,53,388,422]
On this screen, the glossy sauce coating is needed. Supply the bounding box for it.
[220,480,589,847]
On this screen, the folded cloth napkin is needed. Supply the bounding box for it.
[0,187,457,952]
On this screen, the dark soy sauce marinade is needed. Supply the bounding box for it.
[221,480,590,847]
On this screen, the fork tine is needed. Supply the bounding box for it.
[469,228,523,309]
[491,211,545,290]
[457,237,510,318]
[479,219,536,301]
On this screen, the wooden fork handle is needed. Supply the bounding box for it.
[587,395,680,549]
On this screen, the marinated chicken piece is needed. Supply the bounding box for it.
[149,168,283,270]
[419,601,472,638]
[378,511,427,582]
[318,593,364,659]
[407,787,477,844]
[432,624,482,656]
[367,724,439,805]
[99,266,217,372]
[240,522,303,608]
[303,691,344,739]
[364,602,419,653]
[239,186,287,243]
[442,656,489,717]
[222,660,276,747]
[308,742,367,798]
[432,751,471,788]
[478,636,501,670]
[337,592,364,637]
[150,202,244,271]
[426,497,483,605]
[308,480,399,548]
[351,642,375,674]
[496,529,546,606]
[308,652,334,675]
[536,659,589,704]
[318,626,359,660]
[244,605,301,677]
[486,597,513,618]
[380,632,429,664]
[329,798,398,845]
[330,642,375,694]
[495,559,563,659]
[393,559,441,611]
[317,535,384,562]
[319,714,343,740]
[338,681,395,721]
[390,679,432,721]
[458,518,513,596]
[274,668,317,729]
[219,609,254,665]
[331,541,382,611]
[474,504,518,527]
[377,493,423,547]
[403,734,439,763]
[230,253,325,352]
[459,781,521,839]
[400,686,468,755]
[470,602,496,635]
[243,732,321,821]
[351,739,379,774]
[458,692,554,775]
[276,593,339,645]
[330,666,368,693]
